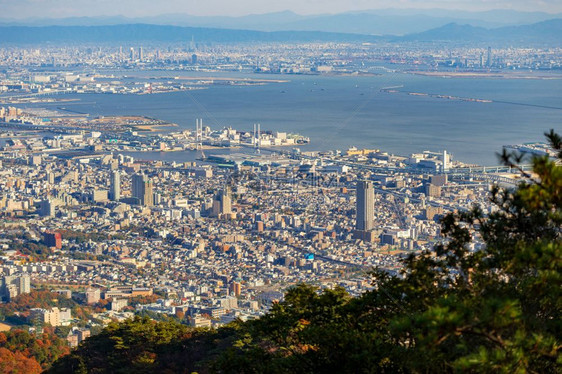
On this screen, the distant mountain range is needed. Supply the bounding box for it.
[400,19,562,45]
[0,19,560,46]
[0,24,380,44]
[1,9,561,36]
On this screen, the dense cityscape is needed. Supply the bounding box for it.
[0,4,560,373]
[0,95,534,342]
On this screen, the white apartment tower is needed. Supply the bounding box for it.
[110,170,121,201]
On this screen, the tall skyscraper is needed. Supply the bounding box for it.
[138,47,143,62]
[46,171,55,184]
[40,199,55,217]
[17,275,31,294]
[486,46,492,67]
[145,180,153,206]
[110,170,121,201]
[356,181,374,231]
[132,173,153,206]
[189,35,195,51]
[212,188,232,217]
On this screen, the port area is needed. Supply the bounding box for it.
[503,143,558,158]
[405,70,562,80]
[0,105,177,133]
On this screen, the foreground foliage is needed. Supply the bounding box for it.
[49,132,561,373]
[0,329,69,372]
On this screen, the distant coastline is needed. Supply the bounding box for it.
[407,71,562,80]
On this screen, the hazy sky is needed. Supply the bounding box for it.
[1,0,561,19]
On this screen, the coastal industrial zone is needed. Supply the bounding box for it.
[0,41,557,345]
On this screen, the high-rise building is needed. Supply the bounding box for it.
[424,206,444,221]
[130,47,135,61]
[17,275,31,294]
[1,275,31,301]
[29,307,67,327]
[356,181,374,231]
[430,174,448,187]
[189,36,195,51]
[40,199,55,217]
[46,171,55,184]
[486,46,492,67]
[354,180,376,242]
[110,170,121,201]
[425,183,442,198]
[43,231,62,249]
[212,188,232,217]
[85,288,101,304]
[138,47,143,61]
[229,282,242,296]
[92,190,108,202]
[132,173,153,206]
[30,155,42,166]
[221,188,231,214]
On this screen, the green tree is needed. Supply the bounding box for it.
[381,130,561,372]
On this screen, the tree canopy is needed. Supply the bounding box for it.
[0,329,69,371]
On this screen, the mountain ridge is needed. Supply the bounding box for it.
[0,19,560,45]
[400,18,562,45]
[0,24,381,44]
[1,8,561,36]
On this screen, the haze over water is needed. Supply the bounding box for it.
[49,70,562,165]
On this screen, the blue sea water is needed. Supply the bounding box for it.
[33,70,562,165]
